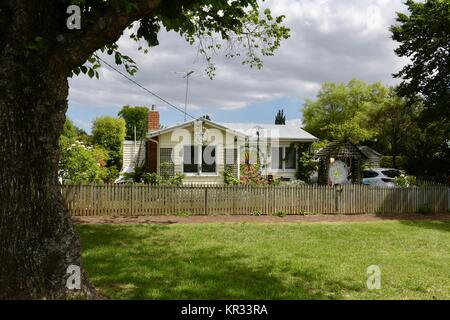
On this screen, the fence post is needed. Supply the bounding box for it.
[334,185,343,214]
[334,187,338,213]
[204,186,208,215]
[130,183,134,216]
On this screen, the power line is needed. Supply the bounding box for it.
[94,54,197,120]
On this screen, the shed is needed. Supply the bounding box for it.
[316,140,368,185]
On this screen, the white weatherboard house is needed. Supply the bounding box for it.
[123,107,318,184]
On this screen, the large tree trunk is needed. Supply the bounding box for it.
[0,0,161,299]
[0,56,96,299]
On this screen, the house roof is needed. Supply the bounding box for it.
[146,118,249,139]
[147,118,318,142]
[357,146,382,158]
[315,140,368,159]
[218,122,318,141]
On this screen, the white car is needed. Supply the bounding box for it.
[362,168,401,187]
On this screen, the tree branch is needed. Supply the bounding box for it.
[51,0,162,74]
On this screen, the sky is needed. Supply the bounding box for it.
[67,0,409,133]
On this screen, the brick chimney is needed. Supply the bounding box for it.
[148,104,160,132]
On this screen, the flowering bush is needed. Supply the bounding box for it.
[393,174,416,188]
[59,140,106,183]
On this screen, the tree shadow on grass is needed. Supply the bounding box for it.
[77,225,363,300]
[397,220,450,233]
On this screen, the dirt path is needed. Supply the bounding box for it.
[72,213,450,225]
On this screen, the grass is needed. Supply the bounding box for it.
[78,220,450,300]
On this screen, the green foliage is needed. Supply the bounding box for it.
[296,143,317,182]
[390,0,450,177]
[272,211,287,218]
[159,162,172,181]
[391,0,450,125]
[143,172,162,185]
[123,163,146,183]
[169,173,186,186]
[175,210,192,217]
[59,118,115,184]
[70,0,290,79]
[141,171,184,185]
[101,166,120,183]
[379,156,406,170]
[271,178,282,186]
[59,141,105,183]
[302,79,390,144]
[118,105,149,140]
[298,209,311,216]
[223,168,241,185]
[62,118,79,140]
[393,175,416,188]
[251,209,263,216]
[91,116,126,169]
[274,109,285,125]
[369,90,421,166]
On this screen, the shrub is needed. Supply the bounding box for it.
[393,174,416,188]
[271,178,282,186]
[416,203,434,215]
[169,173,185,186]
[223,168,241,185]
[296,143,318,182]
[143,172,162,185]
[251,209,263,216]
[160,161,172,181]
[59,140,105,183]
[101,166,119,183]
[273,211,287,217]
[298,209,309,216]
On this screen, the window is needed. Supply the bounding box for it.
[183,145,216,174]
[224,148,237,165]
[202,146,216,173]
[160,148,174,178]
[271,147,283,169]
[381,170,400,178]
[363,170,379,178]
[285,148,296,169]
[271,146,296,170]
[183,146,199,173]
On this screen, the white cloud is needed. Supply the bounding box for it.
[69,0,409,116]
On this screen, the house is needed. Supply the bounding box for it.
[123,106,318,184]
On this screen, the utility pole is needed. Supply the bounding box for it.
[183,70,195,121]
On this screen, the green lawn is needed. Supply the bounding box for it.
[78,220,450,300]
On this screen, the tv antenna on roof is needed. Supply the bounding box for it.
[171,70,207,121]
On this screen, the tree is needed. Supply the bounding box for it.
[390,0,450,177]
[274,109,285,125]
[302,79,390,144]
[390,0,450,127]
[91,116,126,170]
[118,105,149,140]
[0,1,289,298]
[369,90,421,168]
